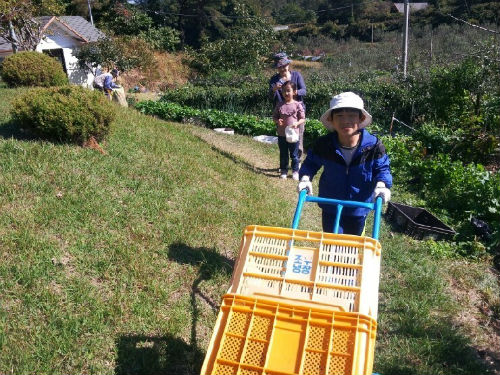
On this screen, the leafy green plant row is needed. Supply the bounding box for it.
[158,75,414,125]
[135,100,328,147]
[383,135,500,254]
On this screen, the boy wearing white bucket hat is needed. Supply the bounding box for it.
[297,92,392,235]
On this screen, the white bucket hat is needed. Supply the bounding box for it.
[320,92,372,131]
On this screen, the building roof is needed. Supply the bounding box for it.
[393,3,429,13]
[0,16,105,53]
[39,16,106,42]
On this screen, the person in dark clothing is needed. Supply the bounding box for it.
[269,52,307,158]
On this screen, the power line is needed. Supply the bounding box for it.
[146,3,356,20]
[444,13,500,34]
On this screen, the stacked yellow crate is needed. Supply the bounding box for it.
[201,225,382,375]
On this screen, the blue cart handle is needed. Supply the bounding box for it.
[292,189,383,240]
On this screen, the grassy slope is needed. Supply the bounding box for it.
[0,87,498,375]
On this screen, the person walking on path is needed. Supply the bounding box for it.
[269,52,307,158]
[297,92,392,235]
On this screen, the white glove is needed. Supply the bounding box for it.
[374,181,391,203]
[297,176,313,195]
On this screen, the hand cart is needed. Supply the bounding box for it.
[201,192,384,375]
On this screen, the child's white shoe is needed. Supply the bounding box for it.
[292,172,299,181]
[280,173,287,179]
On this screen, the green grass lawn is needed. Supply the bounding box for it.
[0,86,498,375]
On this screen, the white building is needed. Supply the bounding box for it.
[393,3,429,13]
[0,16,105,88]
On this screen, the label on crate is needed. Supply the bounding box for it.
[285,247,315,281]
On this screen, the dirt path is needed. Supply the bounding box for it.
[188,126,322,231]
[189,127,279,175]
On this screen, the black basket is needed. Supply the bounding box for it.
[385,202,456,241]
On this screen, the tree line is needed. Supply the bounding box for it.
[2,0,499,52]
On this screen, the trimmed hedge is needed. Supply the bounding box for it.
[11,86,116,143]
[1,51,68,87]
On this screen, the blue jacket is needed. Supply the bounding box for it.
[103,74,120,90]
[299,129,392,217]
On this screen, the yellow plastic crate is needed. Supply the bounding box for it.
[201,294,377,375]
[228,226,382,318]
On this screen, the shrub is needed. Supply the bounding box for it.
[412,121,498,165]
[320,21,347,39]
[11,86,116,143]
[114,36,157,71]
[294,24,321,39]
[272,3,316,24]
[0,51,68,87]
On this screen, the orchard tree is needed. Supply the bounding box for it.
[190,3,276,73]
[0,0,65,52]
[74,37,120,73]
[0,1,43,52]
[107,3,153,35]
[75,36,156,73]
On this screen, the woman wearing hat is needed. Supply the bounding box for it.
[269,52,307,158]
[297,92,392,235]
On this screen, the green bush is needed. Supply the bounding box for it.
[108,3,153,36]
[412,121,498,165]
[11,86,116,143]
[0,51,68,87]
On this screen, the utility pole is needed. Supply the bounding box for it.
[430,27,433,62]
[87,0,94,26]
[402,0,410,78]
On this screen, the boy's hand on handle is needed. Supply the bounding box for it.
[278,119,284,127]
[297,176,313,196]
[374,181,391,203]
